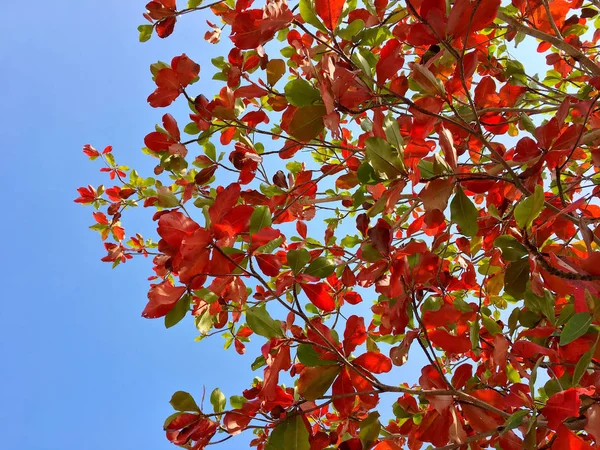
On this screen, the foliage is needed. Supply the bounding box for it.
[77,0,600,448]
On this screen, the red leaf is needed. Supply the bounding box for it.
[332,368,356,417]
[209,184,241,225]
[93,212,108,225]
[165,413,200,431]
[353,352,392,373]
[461,403,501,432]
[449,365,471,392]
[256,254,282,277]
[343,315,367,354]
[194,165,217,185]
[241,110,269,127]
[156,16,177,38]
[162,113,180,141]
[315,0,346,30]
[428,329,471,354]
[234,85,269,99]
[172,54,200,87]
[83,144,100,158]
[474,76,499,108]
[368,219,392,256]
[159,0,177,10]
[513,136,541,162]
[212,205,254,239]
[142,282,186,318]
[223,401,259,435]
[554,424,595,450]
[300,283,336,311]
[157,211,200,249]
[376,39,404,83]
[147,87,180,108]
[470,0,501,32]
[145,131,174,152]
[419,365,447,390]
[512,340,557,359]
[407,23,439,45]
[541,388,581,430]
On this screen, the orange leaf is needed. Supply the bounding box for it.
[353,352,392,373]
[142,282,186,318]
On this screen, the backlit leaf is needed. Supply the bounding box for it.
[365,137,404,180]
[305,256,335,278]
[210,388,226,414]
[265,414,310,450]
[450,187,478,237]
[289,105,326,142]
[297,365,341,401]
[246,305,284,338]
[170,391,200,412]
[514,185,544,229]
[560,312,592,346]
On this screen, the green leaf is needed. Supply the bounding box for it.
[364,137,404,180]
[255,236,283,254]
[289,105,326,142]
[494,235,528,262]
[338,19,365,41]
[195,308,213,335]
[230,395,247,409]
[298,0,327,33]
[287,249,310,275]
[560,312,592,346]
[357,162,380,185]
[165,294,191,329]
[573,335,599,385]
[297,365,340,401]
[383,115,404,151]
[265,415,310,450]
[138,24,153,42]
[520,113,537,134]
[360,412,381,448]
[170,391,200,412]
[514,184,544,229]
[184,122,200,135]
[305,256,335,279]
[250,206,272,235]
[450,187,479,237]
[500,410,529,435]
[246,305,284,338]
[481,314,501,335]
[284,79,321,107]
[504,258,530,300]
[188,0,203,7]
[210,388,226,414]
[157,187,179,208]
[251,355,267,371]
[530,356,544,402]
[297,344,337,367]
[470,320,480,350]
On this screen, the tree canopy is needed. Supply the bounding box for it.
[77,0,600,448]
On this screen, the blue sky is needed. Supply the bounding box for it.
[0,1,259,449]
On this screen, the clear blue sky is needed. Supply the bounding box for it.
[0,2,258,449]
